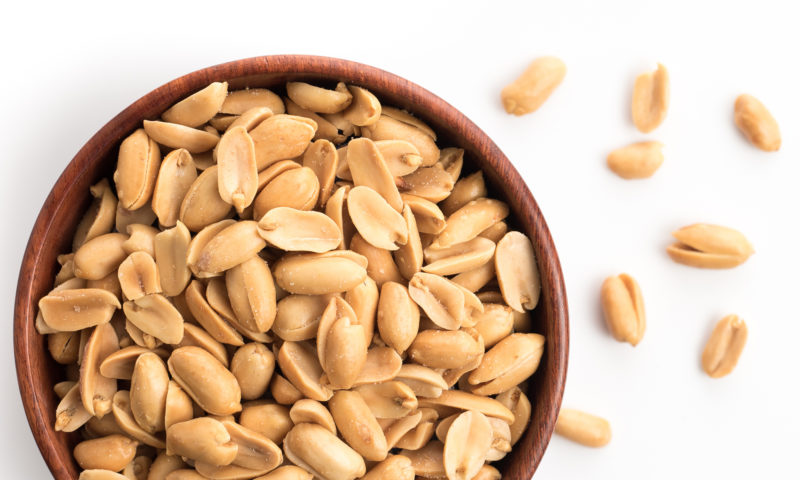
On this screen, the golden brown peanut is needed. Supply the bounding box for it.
[277,341,333,402]
[408,272,465,331]
[79,470,130,480]
[418,390,514,424]
[241,401,294,445]
[495,231,540,312]
[226,256,277,333]
[162,82,228,127]
[273,294,331,341]
[110,391,166,449]
[400,440,445,478]
[55,382,92,432]
[166,417,238,466]
[501,56,566,116]
[734,94,781,151]
[249,115,316,170]
[168,346,242,415]
[130,352,169,433]
[54,253,77,286]
[395,365,448,399]
[153,221,192,296]
[408,329,482,370]
[316,297,367,390]
[353,347,403,386]
[123,294,184,345]
[362,114,439,167]
[122,224,158,258]
[86,272,123,302]
[434,199,508,249]
[195,220,266,274]
[347,186,408,250]
[325,186,356,250]
[254,465,313,480]
[436,147,463,180]
[377,282,420,355]
[555,409,611,447]
[228,106,274,132]
[344,276,379,344]
[468,333,545,396]
[165,381,194,431]
[442,411,492,480]
[347,138,403,212]
[606,141,664,179]
[117,252,161,300]
[39,288,120,331]
[186,219,236,277]
[231,343,275,400]
[148,453,186,480]
[702,314,748,378]
[401,194,445,235]
[380,107,436,140]
[48,332,80,365]
[221,89,285,115]
[222,420,282,471]
[287,82,352,114]
[286,96,345,144]
[254,167,320,221]
[361,455,413,480]
[496,387,531,446]
[74,179,118,250]
[471,304,514,348]
[178,322,229,367]
[210,114,237,131]
[422,237,495,276]
[179,166,233,232]
[114,129,161,211]
[302,139,338,207]
[79,322,119,418]
[479,221,508,244]
[143,120,219,153]
[192,150,216,170]
[398,166,454,203]
[283,423,366,480]
[74,434,138,471]
[339,85,381,127]
[349,233,404,287]
[632,63,669,133]
[601,273,646,346]
[122,455,152,480]
[289,399,336,434]
[116,203,157,235]
[217,126,258,212]
[354,381,418,420]
[273,252,367,295]
[381,412,424,449]
[667,223,754,269]
[184,280,243,346]
[329,390,388,461]
[394,420,436,452]
[440,171,487,217]
[393,205,424,281]
[258,207,341,252]
[74,233,129,281]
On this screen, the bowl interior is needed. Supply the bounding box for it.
[14,55,568,479]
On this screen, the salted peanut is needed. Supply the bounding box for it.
[452,261,495,293]
[347,138,403,212]
[86,271,123,301]
[606,141,664,180]
[418,390,514,424]
[398,166,454,203]
[285,96,345,144]
[195,221,266,274]
[393,205,424,281]
[344,277,378,342]
[401,194,445,235]
[165,381,194,430]
[152,222,191,297]
[382,411,424,449]
[327,390,388,462]
[186,219,236,277]
[79,322,118,417]
[289,399,336,434]
[468,333,545,395]
[667,223,754,268]
[355,381,418,419]
[442,411,492,480]
[362,114,439,166]
[277,341,333,401]
[227,106,275,132]
[241,401,293,444]
[193,150,216,170]
[254,465,313,480]
[377,282,420,354]
[73,233,128,280]
[379,107,437,141]
[349,233,403,286]
[249,115,316,170]
[395,421,436,450]
[54,380,76,399]
[555,409,611,447]
[496,386,531,445]
[702,314,748,378]
[423,237,495,276]
[111,391,166,449]
[472,304,514,348]
[338,85,381,127]
[273,294,331,341]
[114,129,161,211]
[231,343,275,400]
[117,252,160,301]
[286,82,352,114]
[316,297,367,389]
[400,440,445,478]
[395,365,448,398]
[84,411,126,437]
[408,329,482,370]
[74,179,118,250]
[734,94,781,151]
[632,63,669,133]
[284,423,366,480]
[122,456,152,480]
[168,346,242,415]
[54,253,77,286]
[495,231,540,313]
[471,465,501,480]
[210,114,237,131]
[123,294,184,345]
[361,455,413,480]
[440,171,486,217]
[435,199,508,250]
[258,207,341,252]
[253,167,320,220]
[149,453,186,480]
[353,347,403,386]
[347,186,408,250]
[143,120,219,153]
[39,288,120,331]
[221,89,285,115]
[130,352,169,433]
[483,417,512,461]
[179,323,230,367]
[408,273,465,330]
[205,276,237,321]
[166,417,237,466]
[302,140,338,207]
[324,111,358,140]
[436,147,464,180]
[220,421,282,471]
[55,382,92,432]
[116,203,157,234]
[179,166,233,232]
[78,470,129,480]
[216,126,258,212]
[325,186,356,249]
[225,256,276,333]
[125,320,159,350]
[273,251,367,295]
[601,273,646,346]
[162,82,228,127]
[501,56,566,116]
[122,224,159,257]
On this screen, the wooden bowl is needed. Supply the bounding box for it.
[14,55,568,479]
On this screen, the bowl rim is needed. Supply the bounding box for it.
[14,54,568,479]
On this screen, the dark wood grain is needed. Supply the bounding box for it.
[14,55,569,479]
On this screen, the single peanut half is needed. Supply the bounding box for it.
[734,94,781,151]
[701,314,747,378]
[606,141,664,179]
[600,273,646,346]
[555,408,611,447]
[631,63,669,133]
[501,56,566,116]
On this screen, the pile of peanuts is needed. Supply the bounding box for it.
[37,79,545,480]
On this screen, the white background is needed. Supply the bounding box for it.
[2,1,798,478]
